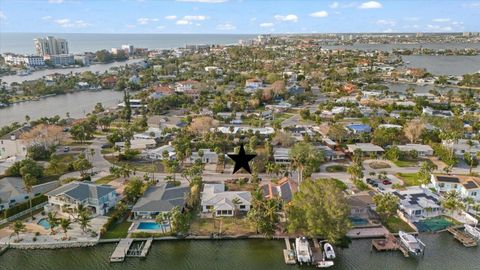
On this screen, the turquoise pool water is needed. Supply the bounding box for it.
[138,222,164,230]
[37,218,50,229]
[350,217,369,226]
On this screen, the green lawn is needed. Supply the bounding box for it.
[393,160,418,167]
[325,165,347,173]
[104,156,164,173]
[369,161,391,169]
[396,173,422,187]
[95,174,117,184]
[101,220,132,239]
[384,216,415,233]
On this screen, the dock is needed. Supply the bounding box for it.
[447,227,478,247]
[110,239,133,262]
[311,238,324,264]
[371,234,409,257]
[283,237,296,265]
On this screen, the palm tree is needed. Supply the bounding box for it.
[464,197,475,212]
[48,154,61,175]
[441,191,464,215]
[12,220,26,241]
[156,212,168,234]
[46,211,59,235]
[22,173,37,219]
[59,218,72,239]
[78,211,92,233]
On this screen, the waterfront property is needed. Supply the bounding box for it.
[261,177,297,203]
[393,187,442,222]
[45,181,117,216]
[430,174,480,201]
[0,177,59,211]
[201,183,251,217]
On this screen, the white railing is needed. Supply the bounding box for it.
[0,202,48,225]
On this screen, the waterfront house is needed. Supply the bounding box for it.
[393,187,442,222]
[149,85,175,99]
[261,177,297,203]
[201,183,251,217]
[0,177,59,211]
[45,181,117,216]
[430,174,480,202]
[131,183,190,219]
[346,192,379,224]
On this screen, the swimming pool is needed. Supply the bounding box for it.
[350,217,369,226]
[37,218,50,229]
[137,222,164,230]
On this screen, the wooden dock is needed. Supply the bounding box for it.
[110,239,133,262]
[371,234,409,257]
[283,237,296,265]
[140,238,153,257]
[311,238,324,264]
[447,227,478,247]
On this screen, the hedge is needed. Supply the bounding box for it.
[0,195,48,219]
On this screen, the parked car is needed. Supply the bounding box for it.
[63,146,70,152]
[382,180,392,185]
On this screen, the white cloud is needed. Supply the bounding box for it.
[176,0,227,3]
[274,14,298,22]
[358,1,382,9]
[427,24,453,32]
[176,20,191,25]
[165,15,177,20]
[183,15,207,21]
[260,22,274,28]
[403,17,419,21]
[217,23,236,30]
[54,18,91,28]
[329,2,339,8]
[432,18,450,23]
[48,0,64,3]
[310,11,329,18]
[0,10,7,21]
[376,19,396,26]
[41,16,52,20]
[137,18,150,25]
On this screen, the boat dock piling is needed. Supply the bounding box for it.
[110,239,133,262]
[283,237,296,265]
[371,234,410,258]
[311,238,324,264]
[447,227,478,247]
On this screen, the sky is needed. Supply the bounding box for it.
[0,0,479,34]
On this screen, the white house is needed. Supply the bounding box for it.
[346,143,384,155]
[115,138,156,151]
[133,127,163,140]
[0,137,28,160]
[442,139,480,158]
[187,149,218,164]
[175,80,199,92]
[0,177,59,211]
[245,78,263,90]
[45,181,117,216]
[397,144,434,157]
[201,183,251,217]
[393,187,442,222]
[430,174,480,202]
[146,144,176,160]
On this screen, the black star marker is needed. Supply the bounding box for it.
[227,144,256,174]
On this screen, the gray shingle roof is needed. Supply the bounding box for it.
[132,184,190,213]
[46,181,115,201]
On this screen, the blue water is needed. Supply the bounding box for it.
[137,222,163,230]
[37,218,50,230]
[350,217,369,226]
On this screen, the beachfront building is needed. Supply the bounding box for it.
[45,181,117,216]
[34,36,69,56]
[131,183,190,220]
[44,54,75,66]
[430,174,480,201]
[3,53,45,67]
[201,183,251,217]
[0,177,59,211]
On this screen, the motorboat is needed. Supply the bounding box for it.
[295,237,312,265]
[465,224,480,239]
[323,243,335,260]
[316,260,334,268]
[399,231,425,256]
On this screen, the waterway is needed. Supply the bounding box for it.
[0,90,123,126]
[402,55,480,76]
[1,234,479,270]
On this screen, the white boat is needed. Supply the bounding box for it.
[316,260,334,268]
[323,243,335,260]
[399,231,425,256]
[465,224,480,239]
[295,237,312,265]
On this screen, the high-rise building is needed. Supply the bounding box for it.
[34,36,69,56]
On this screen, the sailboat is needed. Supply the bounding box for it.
[465,224,480,239]
[399,231,425,256]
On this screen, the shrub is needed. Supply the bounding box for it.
[0,195,48,218]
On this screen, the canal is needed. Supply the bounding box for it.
[1,233,479,270]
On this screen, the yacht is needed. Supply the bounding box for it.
[323,243,335,260]
[295,237,312,265]
[399,231,425,256]
[465,224,480,239]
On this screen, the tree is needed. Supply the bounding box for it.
[404,120,425,143]
[441,190,464,215]
[418,161,437,185]
[122,90,132,123]
[181,161,204,186]
[170,207,189,234]
[247,188,279,238]
[12,220,26,241]
[187,116,218,134]
[59,218,72,239]
[78,211,92,233]
[73,154,92,178]
[464,152,478,174]
[156,212,170,234]
[287,179,351,244]
[124,178,144,203]
[22,173,37,219]
[384,146,400,162]
[289,142,324,183]
[47,154,62,175]
[46,211,59,235]
[6,158,44,179]
[94,102,104,113]
[373,193,399,220]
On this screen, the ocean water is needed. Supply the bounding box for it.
[0,33,257,54]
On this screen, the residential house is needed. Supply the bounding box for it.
[150,85,174,99]
[422,107,453,118]
[397,144,434,157]
[0,132,28,160]
[45,181,117,216]
[261,177,298,203]
[0,177,59,211]
[201,183,251,217]
[245,78,263,90]
[346,124,372,134]
[101,76,117,88]
[186,149,218,164]
[346,191,379,224]
[131,183,190,219]
[442,139,480,158]
[346,143,384,155]
[175,80,199,92]
[115,138,156,151]
[430,174,480,201]
[146,144,176,160]
[393,187,442,221]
